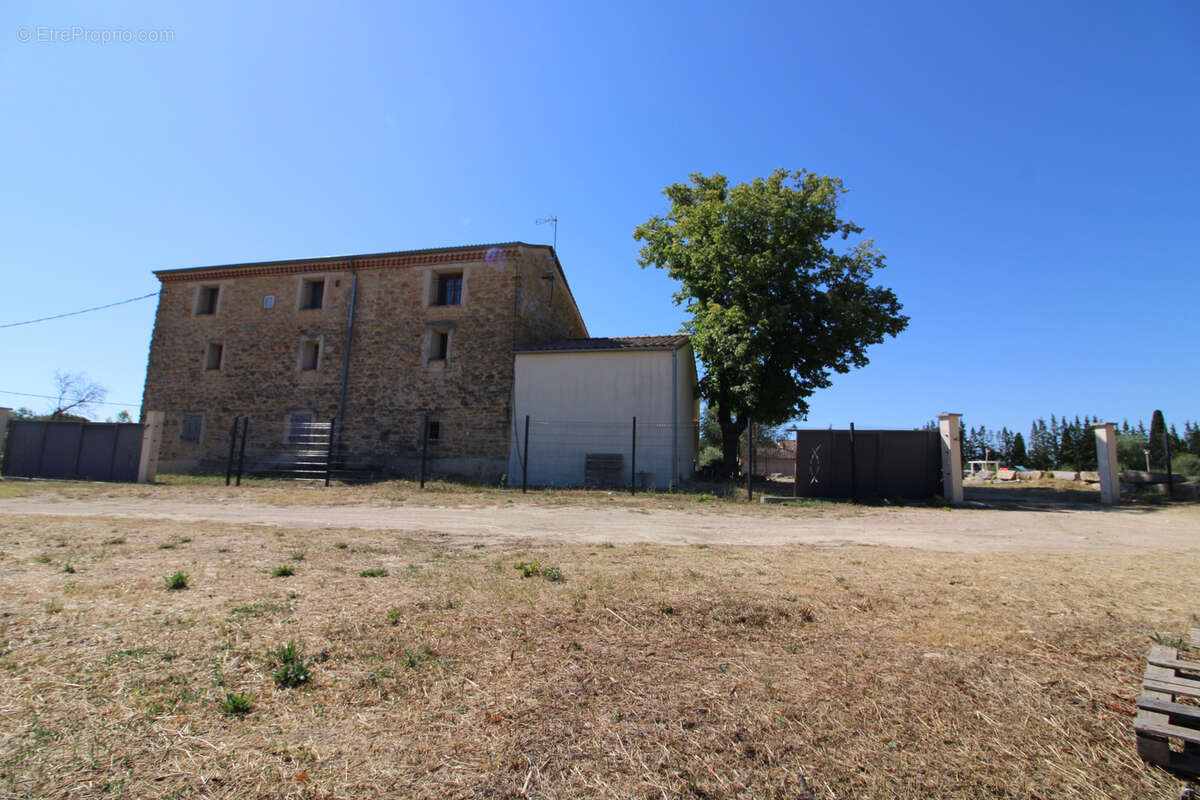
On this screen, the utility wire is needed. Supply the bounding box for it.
[0,291,157,329]
[0,390,140,409]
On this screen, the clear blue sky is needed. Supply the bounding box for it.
[2,1,1197,435]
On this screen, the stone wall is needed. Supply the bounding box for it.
[141,244,588,478]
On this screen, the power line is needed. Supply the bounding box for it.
[0,390,140,409]
[0,291,157,329]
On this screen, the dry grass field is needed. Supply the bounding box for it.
[0,481,1197,798]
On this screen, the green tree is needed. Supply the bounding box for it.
[1149,409,1167,469]
[635,169,908,474]
[1010,432,1027,466]
[698,402,783,475]
[1117,434,1149,471]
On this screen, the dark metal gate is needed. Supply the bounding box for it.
[793,428,941,499]
[228,418,337,482]
[2,420,145,482]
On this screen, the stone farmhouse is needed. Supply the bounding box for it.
[142,242,699,485]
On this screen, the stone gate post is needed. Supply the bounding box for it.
[938,413,964,504]
[138,411,164,483]
[1092,422,1120,506]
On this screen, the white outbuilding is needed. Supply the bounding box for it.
[508,336,699,489]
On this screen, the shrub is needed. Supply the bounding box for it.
[270,641,311,688]
[515,561,562,581]
[163,571,189,591]
[220,692,253,716]
[386,608,403,625]
[401,643,435,668]
[271,565,295,578]
[1170,452,1200,478]
[359,567,388,578]
[515,561,542,578]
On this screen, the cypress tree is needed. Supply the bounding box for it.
[1011,432,1027,466]
[1149,410,1167,469]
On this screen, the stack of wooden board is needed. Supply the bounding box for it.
[1136,627,1200,781]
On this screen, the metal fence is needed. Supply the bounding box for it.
[510,417,698,492]
[222,417,339,484]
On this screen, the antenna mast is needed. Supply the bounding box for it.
[535,216,558,250]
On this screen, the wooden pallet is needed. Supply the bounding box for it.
[1136,627,1200,780]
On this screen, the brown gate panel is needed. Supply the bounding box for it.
[2,420,144,482]
[793,428,940,499]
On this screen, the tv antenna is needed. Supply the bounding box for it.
[535,216,558,250]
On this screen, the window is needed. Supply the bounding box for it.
[422,324,455,369]
[286,412,315,444]
[300,337,321,370]
[435,273,462,306]
[204,342,223,371]
[180,412,204,443]
[196,285,219,315]
[426,420,441,442]
[300,278,324,310]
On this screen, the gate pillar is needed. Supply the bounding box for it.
[938,413,964,504]
[1091,422,1120,506]
[138,411,164,483]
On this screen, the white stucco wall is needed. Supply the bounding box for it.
[508,345,698,488]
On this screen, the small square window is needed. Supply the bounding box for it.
[300,278,324,310]
[263,295,275,309]
[196,286,219,315]
[435,273,462,306]
[300,338,321,370]
[204,342,223,371]
[180,412,204,443]
[427,420,441,442]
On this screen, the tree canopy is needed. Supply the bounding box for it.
[634,169,908,473]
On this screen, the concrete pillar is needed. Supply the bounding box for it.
[1092,422,1120,506]
[938,413,964,504]
[0,408,10,467]
[137,411,164,483]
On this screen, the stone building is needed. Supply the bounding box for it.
[142,242,588,478]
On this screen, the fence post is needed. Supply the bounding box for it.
[1091,422,1120,506]
[630,416,637,496]
[235,417,248,486]
[0,408,10,474]
[937,413,963,504]
[522,415,529,494]
[137,411,164,484]
[1164,428,1173,500]
[746,418,753,502]
[793,428,800,498]
[225,416,240,486]
[324,418,336,487]
[848,422,857,502]
[420,414,429,489]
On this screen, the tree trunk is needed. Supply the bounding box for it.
[717,403,748,477]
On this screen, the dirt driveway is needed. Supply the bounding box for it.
[1,492,1196,553]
